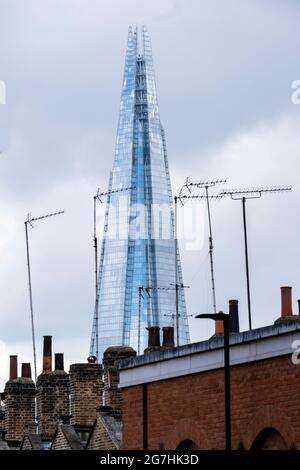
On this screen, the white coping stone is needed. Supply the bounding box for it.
[119,331,300,388]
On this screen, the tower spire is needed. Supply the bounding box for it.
[90,27,190,359]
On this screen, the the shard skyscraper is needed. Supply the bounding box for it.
[90,26,190,360]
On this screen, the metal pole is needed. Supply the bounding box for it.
[205,186,217,313]
[91,186,132,360]
[25,221,38,433]
[195,312,231,450]
[138,287,142,355]
[220,186,292,329]
[242,197,252,330]
[174,196,179,347]
[93,196,98,298]
[93,196,99,360]
[223,317,231,451]
[24,221,37,384]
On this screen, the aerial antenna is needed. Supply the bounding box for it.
[220,185,292,330]
[164,312,194,319]
[178,178,227,314]
[92,186,133,361]
[24,210,65,384]
[173,183,195,347]
[138,284,190,352]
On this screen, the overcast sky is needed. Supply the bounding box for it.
[0,0,299,389]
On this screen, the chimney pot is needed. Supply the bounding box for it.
[87,355,97,364]
[55,353,64,371]
[281,286,293,317]
[9,355,18,381]
[147,326,160,348]
[215,320,224,335]
[229,299,240,333]
[297,299,300,316]
[162,326,175,348]
[21,363,32,379]
[43,336,52,372]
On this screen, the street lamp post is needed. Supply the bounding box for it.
[195,311,231,451]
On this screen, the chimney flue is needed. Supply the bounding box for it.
[144,326,161,353]
[162,326,175,349]
[229,300,240,333]
[21,363,32,379]
[215,320,224,335]
[281,287,293,317]
[9,355,18,381]
[147,326,160,348]
[43,336,52,372]
[55,353,64,371]
[87,355,97,364]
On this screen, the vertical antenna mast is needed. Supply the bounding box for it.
[138,287,142,355]
[138,284,190,351]
[92,186,133,361]
[24,210,65,384]
[93,190,101,362]
[173,194,193,346]
[24,222,37,382]
[174,196,179,345]
[205,184,217,313]
[220,185,292,329]
[179,178,227,313]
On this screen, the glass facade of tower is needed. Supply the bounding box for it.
[90,26,190,360]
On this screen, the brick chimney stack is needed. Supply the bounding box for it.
[4,357,36,444]
[69,359,103,427]
[103,346,136,416]
[275,286,300,324]
[37,337,70,439]
[0,393,5,437]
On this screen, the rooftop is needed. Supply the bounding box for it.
[119,319,300,371]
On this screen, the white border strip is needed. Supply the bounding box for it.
[119,331,300,388]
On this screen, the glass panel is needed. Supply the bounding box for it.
[90,26,190,360]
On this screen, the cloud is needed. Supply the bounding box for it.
[179,114,300,341]
[0,336,88,390]
[0,0,299,387]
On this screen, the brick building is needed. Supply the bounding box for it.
[37,338,70,439]
[1,285,300,451]
[119,287,300,450]
[3,358,36,447]
[0,337,135,450]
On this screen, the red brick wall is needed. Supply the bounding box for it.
[122,354,300,450]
